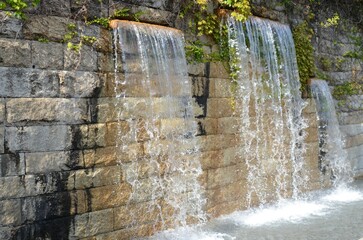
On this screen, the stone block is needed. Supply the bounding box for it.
[83,146,117,168]
[199,134,238,152]
[207,165,245,189]
[96,98,118,123]
[188,63,206,77]
[207,98,235,118]
[345,134,363,149]
[0,39,31,68]
[338,110,363,125]
[70,0,108,20]
[23,15,72,41]
[21,192,72,222]
[0,12,23,38]
[192,76,209,97]
[0,227,12,240]
[196,118,218,135]
[207,199,242,219]
[72,209,114,238]
[0,98,4,124]
[209,62,229,79]
[25,151,78,174]
[0,199,22,226]
[209,78,233,98]
[218,117,240,134]
[38,0,71,17]
[0,126,4,153]
[64,45,98,72]
[0,154,25,177]
[6,125,72,152]
[206,180,246,207]
[75,124,107,149]
[7,98,90,124]
[74,166,122,189]
[302,98,317,114]
[60,71,101,97]
[0,67,59,98]
[98,52,114,73]
[32,42,64,69]
[87,184,131,211]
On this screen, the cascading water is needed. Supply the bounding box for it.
[113,21,206,232]
[310,79,353,186]
[227,17,308,206]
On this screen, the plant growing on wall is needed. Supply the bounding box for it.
[0,0,40,18]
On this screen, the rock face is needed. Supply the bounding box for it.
[0,0,361,239]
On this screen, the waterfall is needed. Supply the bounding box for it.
[310,79,353,186]
[113,21,206,231]
[227,17,308,206]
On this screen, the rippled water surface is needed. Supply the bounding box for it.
[149,180,363,240]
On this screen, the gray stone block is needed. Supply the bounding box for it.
[0,39,31,68]
[70,0,108,19]
[0,199,22,226]
[7,98,90,124]
[0,12,23,38]
[0,154,25,177]
[0,67,59,98]
[23,15,71,41]
[0,126,4,153]
[25,151,82,174]
[32,42,64,70]
[38,0,71,17]
[64,45,98,72]
[60,70,100,97]
[0,98,4,124]
[6,125,72,152]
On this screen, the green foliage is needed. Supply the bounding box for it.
[67,42,82,52]
[320,13,340,28]
[185,40,205,63]
[37,37,49,43]
[292,22,315,92]
[86,8,145,28]
[86,17,110,28]
[333,82,363,99]
[0,0,40,19]
[218,0,251,22]
[81,35,97,45]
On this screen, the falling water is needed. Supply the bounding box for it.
[310,79,353,186]
[113,21,206,232]
[227,17,308,206]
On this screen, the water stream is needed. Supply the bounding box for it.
[113,21,206,231]
[310,79,353,186]
[227,17,308,206]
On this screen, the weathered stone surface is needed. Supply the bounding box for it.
[7,98,89,124]
[64,45,98,72]
[207,165,245,189]
[0,154,25,177]
[217,117,240,134]
[0,98,4,124]
[0,12,23,38]
[71,0,108,19]
[97,52,114,72]
[83,146,117,168]
[303,98,317,114]
[0,126,4,153]
[25,151,79,174]
[188,63,206,77]
[72,209,114,238]
[88,184,131,211]
[6,125,72,152]
[74,166,122,189]
[209,62,229,79]
[75,124,107,149]
[32,42,64,69]
[60,71,100,97]
[0,67,59,98]
[0,39,31,68]
[0,199,22,225]
[338,110,363,125]
[199,134,238,152]
[209,78,233,98]
[23,15,71,41]
[196,118,218,135]
[207,98,235,118]
[38,0,71,17]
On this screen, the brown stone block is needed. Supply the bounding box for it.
[218,117,240,134]
[207,165,245,189]
[199,134,238,152]
[209,78,233,98]
[0,199,22,226]
[83,146,118,168]
[207,98,235,118]
[196,118,218,135]
[88,184,131,211]
[199,150,221,170]
[74,166,122,190]
[206,180,247,208]
[209,62,230,79]
[207,199,242,219]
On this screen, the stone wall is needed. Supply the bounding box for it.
[0,0,326,239]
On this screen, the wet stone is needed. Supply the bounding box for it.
[0,154,25,177]
[59,71,100,98]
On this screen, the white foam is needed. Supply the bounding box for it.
[149,226,235,240]
[227,200,329,227]
[321,187,363,202]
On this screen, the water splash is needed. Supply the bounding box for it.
[113,21,206,232]
[310,79,353,186]
[227,17,308,206]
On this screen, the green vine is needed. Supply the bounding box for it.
[0,0,40,19]
[333,82,363,100]
[292,21,316,92]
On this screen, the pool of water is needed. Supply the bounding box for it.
[149,180,363,240]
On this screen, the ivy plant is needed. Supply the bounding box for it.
[0,0,40,19]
